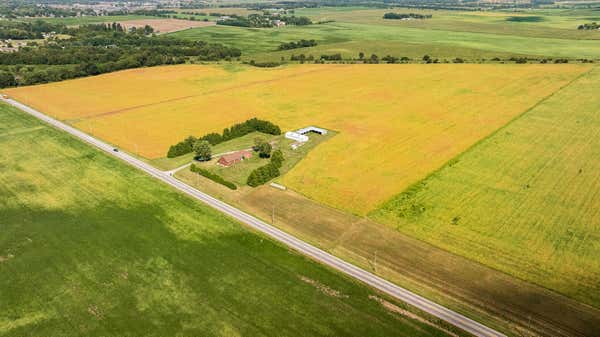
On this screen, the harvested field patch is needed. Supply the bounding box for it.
[369,295,460,337]
[3,64,590,214]
[300,276,348,298]
[118,19,215,33]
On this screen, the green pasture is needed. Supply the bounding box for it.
[172,20,600,59]
[0,103,453,337]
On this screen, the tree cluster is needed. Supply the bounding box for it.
[190,164,237,190]
[280,16,312,26]
[278,39,317,50]
[193,140,212,161]
[167,118,281,158]
[320,53,342,61]
[216,14,312,28]
[254,137,272,158]
[0,24,241,88]
[247,149,284,187]
[577,22,600,30]
[383,13,433,20]
[217,14,272,28]
[167,136,198,158]
[0,4,94,19]
[0,20,66,40]
[247,60,281,67]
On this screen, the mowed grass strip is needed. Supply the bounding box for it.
[373,66,600,308]
[0,103,454,337]
[4,63,590,214]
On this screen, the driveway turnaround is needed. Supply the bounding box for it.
[2,97,506,337]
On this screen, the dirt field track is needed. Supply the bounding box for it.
[119,19,215,33]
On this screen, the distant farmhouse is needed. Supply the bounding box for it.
[285,126,328,149]
[272,19,286,27]
[217,150,252,167]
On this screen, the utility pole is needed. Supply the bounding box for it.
[373,251,378,273]
[272,205,275,224]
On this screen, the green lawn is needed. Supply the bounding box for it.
[192,132,335,186]
[0,103,455,336]
[373,66,600,309]
[149,131,278,171]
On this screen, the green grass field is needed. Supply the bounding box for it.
[0,103,455,336]
[170,7,600,59]
[294,7,600,40]
[373,66,600,309]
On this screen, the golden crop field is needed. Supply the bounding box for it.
[4,64,590,214]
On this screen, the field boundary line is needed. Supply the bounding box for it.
[2,96,507,337]
[370,65,596,215]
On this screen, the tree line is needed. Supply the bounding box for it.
[278,39,317,50]
[383,13,433,20]
[167,118,281,158]
[190,164,237,190]
[284,51,588,65]
[0,23,241,88]
[578,22,599,30]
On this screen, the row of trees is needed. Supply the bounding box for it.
[0,24,241,88]
[577,22,599,30]
[286,51,584,65]
[278,39,317,50]
[167,118,281,158]
[190,164,237,190]
[247,149,284,187]
[383,13,433,20]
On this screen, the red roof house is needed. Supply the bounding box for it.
[217,150,252,167]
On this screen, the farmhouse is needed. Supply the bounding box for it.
[217,150,252,167]
[272,19,286,27]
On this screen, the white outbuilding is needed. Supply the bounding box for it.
[285,131,309,142]
[296,126,328,135]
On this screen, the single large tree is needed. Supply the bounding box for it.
[258,141,272,158]
[254,136,266,150]
[193,140,212,161]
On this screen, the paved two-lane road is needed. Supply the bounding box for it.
[2,97,506,337]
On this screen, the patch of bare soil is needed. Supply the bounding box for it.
[118,19,215,33]
[369,295,459,337]
[87,305,103,320]
[300,276,348,298]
